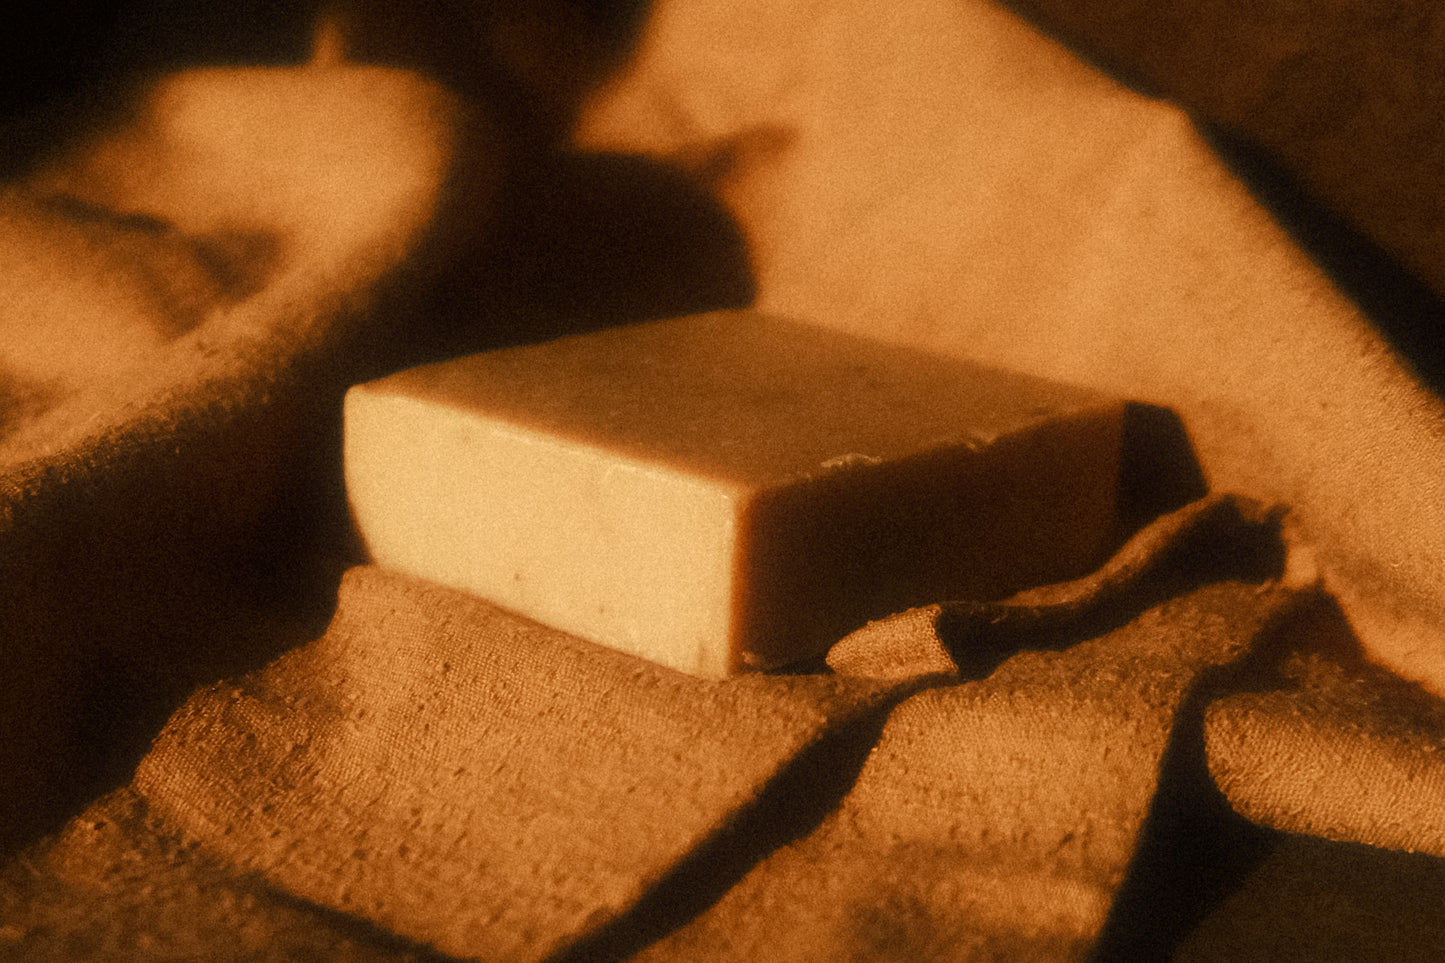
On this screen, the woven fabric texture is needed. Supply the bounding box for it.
[7,0,1445,959]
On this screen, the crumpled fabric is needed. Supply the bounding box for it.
[1207,618,1445,858]
[0,495,1346,961]
[0,48,749,857]
[0,60,488,856]
[131,566,908,962]
[630,504,1299,962]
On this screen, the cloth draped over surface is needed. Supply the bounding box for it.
[18,496,1445,962]
[6,0,1445,959]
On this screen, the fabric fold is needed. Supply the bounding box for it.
[0,61,490,857]
[1205,598,1445,857]
[132,567,909,962]
[626,577,1301,961]
[3,493,1350,961]
[0,787,436,962]
[573,0,1445,702]
[589,495,1303,959]
[828,493,1287,681]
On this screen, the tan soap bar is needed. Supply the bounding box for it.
[344,312,1123,676]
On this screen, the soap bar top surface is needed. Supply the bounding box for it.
[371,311,1112,488]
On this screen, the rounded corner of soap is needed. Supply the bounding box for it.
[343,375,390,408]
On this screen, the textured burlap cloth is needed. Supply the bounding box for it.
[7,0,1445,959]
[0,496,1352,961]
[0,45,748,858]
[11,494,1445,960]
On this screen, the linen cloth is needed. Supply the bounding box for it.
[6,0,1445,959]
[0,59,492,855]
[1,497,1309,960]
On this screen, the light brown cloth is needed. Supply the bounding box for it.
[9,0,1445,958]
[132,567,907,962]
[1006,0,1445,304]
[0,61,491,855]
[633,585,1294,962]
[625,499,1297,962]
[0,48,751,862]
[1206,609,1445,857]
[0,495,1283,961]
[8,493,1444,960]
[0,787,432,962]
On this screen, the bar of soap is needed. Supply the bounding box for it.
[344,312,1123,676]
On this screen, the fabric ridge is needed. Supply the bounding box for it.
[1206,613,1445,857]
[132,567,907,961]
[82,493,1294,962]
[627,500,1300,962]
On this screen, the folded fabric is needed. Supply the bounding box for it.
[1207,611,1445,857]
[0,42,752,860]
[0,787,433,962]
[8,0,1445,958]
[2,494,1319,961]
[632,508,1299,961]
[1007,0,1445,306]
[133,567,910,962]
[0,59,490,855]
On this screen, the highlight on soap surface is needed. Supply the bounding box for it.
[343,311,1125,676]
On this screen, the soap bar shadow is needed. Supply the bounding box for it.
[932,406,1270,682]
[412,149,757,364]
[1115,401,1209,543]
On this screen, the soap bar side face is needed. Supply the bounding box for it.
[344,388,744,676]
[734,407,1124,669]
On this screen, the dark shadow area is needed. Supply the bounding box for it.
[1153,596,1445,961]
[1174,832,1445,962]
[0,2,129,120]
[1087,593,1318,962]
[0,0,324,180]
[937,498,1286,682]
[0,139,752,866]
[0,0,656,177]
[0,388,356,862]
[254,875,468,963]
[403,149,756,364]
[1204,127,1445,400]
[339,0,650,146]
[992,0,1171,101]
[1114,402,1210,545]
[998,1,1445,400]
[553,681,934,963]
